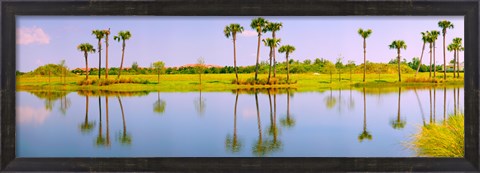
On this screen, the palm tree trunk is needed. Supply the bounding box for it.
[233,35,239,84]
[415,42,426,77]
[118,41,126,78]
[429,43,432,78]
[255,33,261,82]
[433,41,436,78]
[105,29,110,79]
[443,34,447,80]
[286,53,290,83]
[268,47,273,84]
[453,50,457,78]
[397,49,401,82]
[457,50,460,78]
[98,39,102,79]
[85,52,89,80]
[363,38,366,82]
[273,45,277,78]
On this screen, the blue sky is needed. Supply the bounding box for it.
[17,16,464,72]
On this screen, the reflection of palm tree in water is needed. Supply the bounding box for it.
[443,86,446,122]
[226,90,242,153]
[267,90,281,152]
[59,92,71,115]
[358,87,372,142]
[414,89,427,126]
[96,96,106,146]
[280,89,295,128]
[433,88,436,122]
[253,92,268,156]
[390,87,406,129]
[117,96,131,145]
[80,95,95,133]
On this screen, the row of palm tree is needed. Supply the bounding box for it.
[77,29,132,80]
[224,17,296,85]
[448,38,464,78]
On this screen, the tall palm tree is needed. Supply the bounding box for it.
[262,38,281,84]
[250,17,269,82]
[266,22,283,78]
[358,28,372,82]
[77,43,96,80]
[438,20,454,80]
[389,40,407,82]
[425,31,433,78]
[453,37,463,78]
[430,30,440,78]
[278,45,296,83]
[224,24,244,84]
[92,30,105,79]
[114,31,132,78]
[416,31,429,77]
[104,28,111,79]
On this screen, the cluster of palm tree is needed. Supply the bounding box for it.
[359,20,459,82]
[224,17,296,85]
[447,38,464,78]
[77,29,132,81]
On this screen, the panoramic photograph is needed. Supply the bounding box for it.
[16,16,464,157]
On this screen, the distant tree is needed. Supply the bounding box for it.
[346,60,355,81]
[131,61,139,71]
[335,58,344,82]
[323,61,336,83]
[196,57,206,86]
[152,61,165,84]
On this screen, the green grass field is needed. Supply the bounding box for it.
[16,72,464,92]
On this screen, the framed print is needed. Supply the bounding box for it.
[2,0,480,172]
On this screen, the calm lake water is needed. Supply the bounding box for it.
[16,87,464,157]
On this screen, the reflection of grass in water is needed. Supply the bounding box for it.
[409,114,464,157]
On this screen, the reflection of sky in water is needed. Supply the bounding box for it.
[16,88,464,157]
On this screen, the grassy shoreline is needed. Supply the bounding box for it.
[16,73,464,92]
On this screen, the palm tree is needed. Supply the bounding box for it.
[278,45,296,83]
[77,43,96,80]
[224,24,244,84]
[389,40,407,82]
[416,31,429,77]
[104,28,111,79]
[114,30,132,79]
[266,22,283,78]
[447,42,456,78]
[250,17,269,82]
[262,38,281,84]
[430,30,440,78]
[453,37,463,78]
[92,30,105,79]
[438,20,454,80]
[117,96,131,145]
[358,28,372,82]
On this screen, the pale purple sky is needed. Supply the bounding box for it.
[17,16,464,72]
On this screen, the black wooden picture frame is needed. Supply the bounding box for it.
[1,0,479,172]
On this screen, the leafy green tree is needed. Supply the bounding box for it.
[278,45,296,82]
[323,61,336,83]
[346,60,355,81]
[152,61,165,84]
[250,17,269,82]
[92,30,105,79]
[114,31,132,78]
[77,43,96,80]
[389,40,407,82]
[224,24,244,84]
[358,28,372,82]
[335,58,344,82]
[196,57,206,86]
[438,20,454,79]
